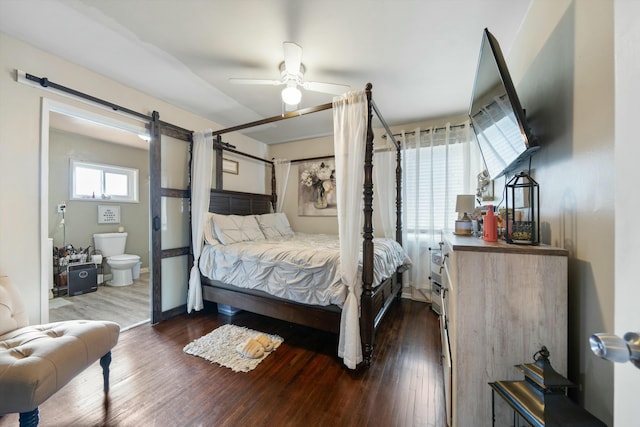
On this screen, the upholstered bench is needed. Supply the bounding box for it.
[0,271,120,427]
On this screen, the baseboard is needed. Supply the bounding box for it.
[401,287,430,303]
[416,288,430,303]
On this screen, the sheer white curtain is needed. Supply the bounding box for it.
[273,158,291,212]
[333,90,367,369]
[402,122,477,292]
[374,143,397,239]
[187,129,213,313]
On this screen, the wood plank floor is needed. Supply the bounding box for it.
[0,299,445,427]
[48,273,150,330]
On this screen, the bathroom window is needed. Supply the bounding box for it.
[71,160,139,202]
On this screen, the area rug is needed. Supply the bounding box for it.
[183,324,283,372]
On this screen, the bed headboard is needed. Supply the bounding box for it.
[209,189,273,215]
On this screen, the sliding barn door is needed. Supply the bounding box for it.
[149,111,193,323]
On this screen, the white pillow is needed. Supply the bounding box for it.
[203,213,221,245]
[256,213,294,239]
[211,213,266,245]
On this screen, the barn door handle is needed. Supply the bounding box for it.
[153,216,161,231]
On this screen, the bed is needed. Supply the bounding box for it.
[196,84,406,367]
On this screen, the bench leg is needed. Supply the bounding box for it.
[100,351,112,393]
[19,408,38,427]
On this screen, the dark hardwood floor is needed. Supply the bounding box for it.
[0,299,445,427]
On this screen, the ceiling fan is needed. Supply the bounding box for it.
[229,42,350,110]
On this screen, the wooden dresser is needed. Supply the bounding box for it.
[440,233,568,426]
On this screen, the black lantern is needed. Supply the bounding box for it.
[505,172,539,245]
[489,347,606,426]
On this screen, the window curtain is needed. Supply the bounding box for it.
[273,158,291,213]
[401,122,477,293]
[187,129,213,313]
[333,90,367,369]
[373,143,397,239]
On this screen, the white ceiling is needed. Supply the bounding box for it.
[0,0,532,144]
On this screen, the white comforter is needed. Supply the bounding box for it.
[199,233,411,308]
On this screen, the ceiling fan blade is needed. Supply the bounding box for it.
[283,42,303,75]
[302,81,350,95]
[229,78,284,86]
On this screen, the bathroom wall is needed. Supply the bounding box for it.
[48,128,150,269]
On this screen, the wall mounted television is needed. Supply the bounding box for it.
[469,28,539,180]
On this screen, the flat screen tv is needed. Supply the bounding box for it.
[469,28,538,180]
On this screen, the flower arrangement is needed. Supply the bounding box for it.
[300,161,335,209]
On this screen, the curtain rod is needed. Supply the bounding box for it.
[289,155,333,164]
[286,146,396,165]
[383,123,468,139]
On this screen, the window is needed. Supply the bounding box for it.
[71,160,139,202]
[404,143,467,232]
[402,125,476,234]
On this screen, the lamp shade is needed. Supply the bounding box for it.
[455,194,475,213]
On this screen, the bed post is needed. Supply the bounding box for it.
[395,146,402,245]
[215,135,223,190]
[271,162,277,212]
[395,145,403,292]
[361,83,375,366]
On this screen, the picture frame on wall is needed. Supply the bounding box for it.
[481,180,494,201]
[222,158,239,175]
[298,157,337,217]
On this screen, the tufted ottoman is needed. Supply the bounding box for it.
[0,272,120,427]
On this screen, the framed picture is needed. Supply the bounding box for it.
[98,205,120,224]
[222,158,239,175]
[481,180,494,201]
[298,157,337,216]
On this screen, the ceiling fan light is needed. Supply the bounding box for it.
[284,102,298,112]
[281,85,302,105]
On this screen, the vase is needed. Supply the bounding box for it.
[313,185,328,209]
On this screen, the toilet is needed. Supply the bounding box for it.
[93,232,140,286]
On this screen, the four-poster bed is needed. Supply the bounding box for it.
[196,84,406,366]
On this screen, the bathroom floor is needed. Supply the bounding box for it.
[49,272,150,331]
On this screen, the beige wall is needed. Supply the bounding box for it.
[509,0,614,423]
[0,33,267,324]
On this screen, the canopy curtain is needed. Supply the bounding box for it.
[401,122,478,295]
[373,142,397,239]
[187,129,214,313]
[333,90,367,369]
[273,158,291,212]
